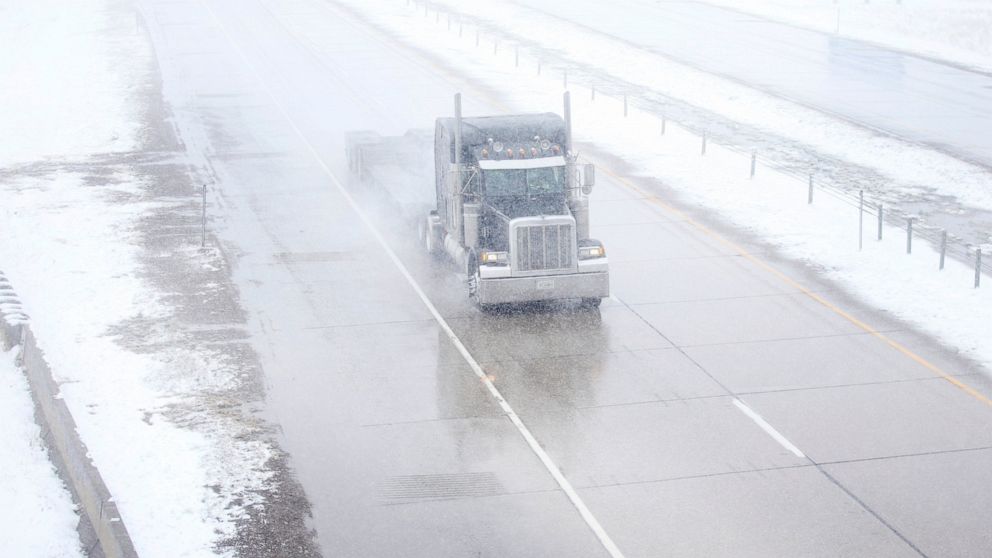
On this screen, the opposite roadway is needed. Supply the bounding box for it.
[139,0,992,556]
[512,0,992,168]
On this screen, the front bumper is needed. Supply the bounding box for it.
[476,270,610,304]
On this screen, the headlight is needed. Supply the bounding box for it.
[480,251,509,265]
[578,245,606,260]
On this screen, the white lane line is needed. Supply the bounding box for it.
[201,3,625,557]
[733,398,806,458]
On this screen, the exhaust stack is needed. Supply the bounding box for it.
[563,91,572,156]
[454,93,463,165]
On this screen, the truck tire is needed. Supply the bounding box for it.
[419,216,437,256]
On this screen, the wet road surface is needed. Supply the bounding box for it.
[138,0,992,555]
[513,0,992,168]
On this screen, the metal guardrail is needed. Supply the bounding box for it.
[410,0,990,287]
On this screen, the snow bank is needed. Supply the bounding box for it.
[0,349,84,558]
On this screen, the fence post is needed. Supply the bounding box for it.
[661,116,666,135]
[591,86,595,101]
[877,204,883,240]
[750,152,756,178]
[623,94,628,117]
[906,218,914,254]
[977,249,983,288]
[701,135,707,155]
[939,230,947,270]
[858,190,864,251]
[808,174,814,204]
[201,184,207,248]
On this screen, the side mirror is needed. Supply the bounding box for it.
[581,163,595,195]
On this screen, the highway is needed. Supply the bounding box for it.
[512,0,992,169]
[138,0,992,555]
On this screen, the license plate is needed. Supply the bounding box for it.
[536,279,555,290]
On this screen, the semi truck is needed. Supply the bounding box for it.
[347,92,609,309]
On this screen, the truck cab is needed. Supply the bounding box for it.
[424,94,610,308]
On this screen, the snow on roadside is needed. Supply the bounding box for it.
[0,349,84,558]
[334,0,992,371]
[699,0,992,74]
[0,173,235,557]
[0,0,273,556]
[0,0,142,165]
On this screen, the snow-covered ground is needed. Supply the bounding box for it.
[328,0,992,370]
[0,349,84,558]
[0,0,274,556]
[701,0,992,73]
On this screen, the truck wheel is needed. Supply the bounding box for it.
[580,297,602,309]
[419,217,436,255]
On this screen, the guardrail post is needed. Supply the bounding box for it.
[858,190,864,251]
[623,94,628,117]
[877,203,883,240]
[750,152,756,178]
[939,230,947,270]
[906,218,914,254]
[808,174,814,204]
[701,135,707,155]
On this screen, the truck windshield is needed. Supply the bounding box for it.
[484,167,565,197]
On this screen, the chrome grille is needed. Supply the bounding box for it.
[515,223,574,272]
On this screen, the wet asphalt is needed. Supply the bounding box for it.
[136,0,992,556]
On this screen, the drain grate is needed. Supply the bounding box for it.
[377,472,504,505]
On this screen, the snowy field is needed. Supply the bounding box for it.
[702,0,992,73]
[0,0,273,556]
[329,0,992,370]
